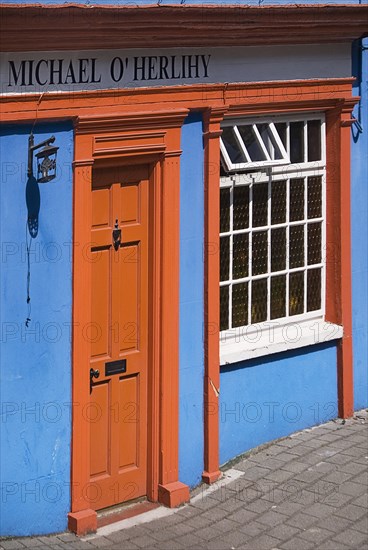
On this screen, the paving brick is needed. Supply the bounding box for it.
[127,535,156,548]
[264,469,295,483]
[338,480,367,497]
[267,523,301,541]
[298,526,333,544]
[315,514,352,533]
[257,511,287,527]
[86,538,112,548]
[304,502,335,518]
[286,512,319,530]
[15,539,41,548]
[194,526,223,541]
[354,517,368,534]
[0,541,26,549]
[332,528,368,548]
[152,540,184,550]
[226,508,258,524]
[279,536,315,550]
[339,461,368,476]
[236,465,271,480]
[239,521,269,538]
[248,534,282,549]
[335,503,368,521]
[280,461,309,474]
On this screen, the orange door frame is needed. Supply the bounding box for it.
[68,111,190,534]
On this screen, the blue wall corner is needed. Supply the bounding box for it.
[219,343,338,466]
[179,112,205,488]
[0,122,74,536]
[352,38,368,410]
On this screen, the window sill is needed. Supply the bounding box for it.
[220,320,343,366]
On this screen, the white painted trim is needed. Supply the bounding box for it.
[220,320,343,365]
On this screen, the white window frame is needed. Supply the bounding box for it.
[219,113,343,365]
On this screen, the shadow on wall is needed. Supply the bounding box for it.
[26,175,40,238]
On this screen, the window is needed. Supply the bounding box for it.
[220,114,330,355]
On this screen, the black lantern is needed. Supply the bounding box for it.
[28,133,59,183]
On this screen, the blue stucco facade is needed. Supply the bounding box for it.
[0,123,73,536]
[179,113,205,488]
[352,38,368,410]
[219,343,338,465]
[0,1,367,538]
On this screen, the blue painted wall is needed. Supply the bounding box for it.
[179,113,205,488]
[0,123,73,536]
[352,38,368,410]
[219,343,338,465]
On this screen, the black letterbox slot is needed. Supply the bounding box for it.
[105,359,127,376]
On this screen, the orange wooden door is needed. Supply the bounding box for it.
[89,164,149,511]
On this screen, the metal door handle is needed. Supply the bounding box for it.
[112,219,121,251]
[90,368,100,393]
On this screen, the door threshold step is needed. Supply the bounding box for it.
[97,501,160,528]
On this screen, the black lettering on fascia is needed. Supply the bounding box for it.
[35,60,48,86]
[201,54,211,78]
[8,60,27,86]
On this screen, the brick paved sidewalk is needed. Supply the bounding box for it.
[1,410,367,550]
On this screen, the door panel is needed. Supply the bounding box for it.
[89,164,149,511]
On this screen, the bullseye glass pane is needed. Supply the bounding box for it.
[252,182,268,227]
[308,222,322,265]
[289,271,304,316]
[307,176,322,219]
[271,227,286,272]
[233,186,249,230]
[289,225,305,268]
[222,128,246,164]
[233,233,249,279]
[271,275,286,320]
[220,188,230,233]
[307,268,322,311]
[290,178,305,221]
[232,282,248,328]
[251,278,267,323]
[220,286,229,331]
[220,237,230,281]
[252,231,268,275]
[271,180,286,224]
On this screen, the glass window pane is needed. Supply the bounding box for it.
[233,186,249,230]
[307,268,322,311]
[257,123,282,160]
[275,122,287,149]
[252,182,268,227]
[289,271,304,316]
[307,120,321,162]
[220,286,229,331]
[271,180,286,224]
[252,231,268,275]
[222,128,246,164]
[271,227,286,272]
[238,125,266,162]
[271,275,286,319]
[220,188,230,233]
[290,121,304,163]
[289,178,305,221]
[233,233,249,279]
[232,282,248,328]
[308,222,322,265]
[220,236,230,281]
[289,225,305,268]
[307,176,322,219]
[251,278,268,323]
